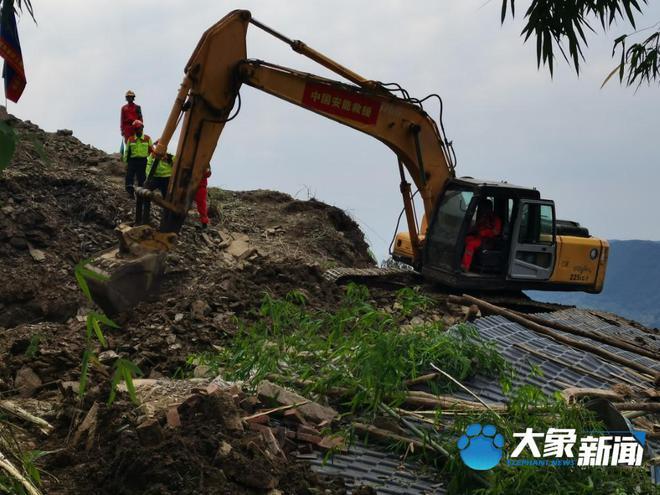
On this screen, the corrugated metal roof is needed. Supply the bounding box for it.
[300,445,445,494]
[460,308,659,403]
[308,307,658,492]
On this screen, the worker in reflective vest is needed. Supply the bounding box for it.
[461,199,502,271]
[140,149,174,224]
[122,120,152,224]
[122,120,152,196]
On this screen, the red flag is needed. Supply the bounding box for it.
[0,0,26,102]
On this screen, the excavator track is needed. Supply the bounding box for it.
[323,267,422,285]
[323,267,571,313]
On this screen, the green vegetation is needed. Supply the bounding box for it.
[0,420,44,495]
[501,0,660,87]
[445,381,659,494]
[193,284,507,413]
[192,284,657,495]
[74,259,142,405]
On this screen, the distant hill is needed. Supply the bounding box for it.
[528,240,660,329]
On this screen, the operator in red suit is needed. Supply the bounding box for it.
[461,198,502,272]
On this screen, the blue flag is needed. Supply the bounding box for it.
[0,0,26,102]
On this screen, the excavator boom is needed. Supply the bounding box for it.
[85,9,456,314]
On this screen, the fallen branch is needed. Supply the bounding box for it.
[405,373,439,387]
[562,387,624,403]
[514,310,659,362]
[378,402,450,457]
[430,363,504,421]
[352,422,429,451]
[71,402,99,450]
[242,400,310,422]
[0,449,42,495]
[0,401,54,435]
[612,402,660,413]
[451,294,660,385]
[405,390,507,412]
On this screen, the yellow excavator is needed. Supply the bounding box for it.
[84,10,608,315]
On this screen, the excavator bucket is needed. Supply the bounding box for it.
[83,224,176,315]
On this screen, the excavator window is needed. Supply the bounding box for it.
[427,188,474,269]
[518,202,554,244]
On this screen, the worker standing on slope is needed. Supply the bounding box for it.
[141,145,174,224]
[195,166,211,229]
[120,90,143,154]
[123,120,152,223]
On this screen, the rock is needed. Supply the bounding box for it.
[193,364,212,378]
[28,246,46,262]
[174,313,184,323]
[191,299,211,320]
[216,440,232,459]
[200,233,214,246]
[410,316,425,327]
[0,105,8,121]
[61,381,80,394]
[136,418,163,447]
[166,407,181,428]
[257,380,337,424]
[15,366,42,398]
[226,236,253,260]
[1,205,13,215]
[264,226,284,236]
[98,350,119,364]
[56,129,73,136]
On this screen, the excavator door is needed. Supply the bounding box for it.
[507,199,557,281]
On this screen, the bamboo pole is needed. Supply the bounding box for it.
[450,294,660,385]
[0,450,42,495]
[513,310,659,361]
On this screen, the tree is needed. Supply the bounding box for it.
[500,1,660,88]
[0,0,34,19]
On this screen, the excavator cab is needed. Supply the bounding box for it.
[418,178,607,293]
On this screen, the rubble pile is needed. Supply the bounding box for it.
[0,114,389,493]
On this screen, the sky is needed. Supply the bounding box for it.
[9,0,660,261]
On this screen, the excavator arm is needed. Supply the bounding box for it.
[86,9,455,314]
[151,10,454,254]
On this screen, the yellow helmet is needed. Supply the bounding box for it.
[125,90,136,97]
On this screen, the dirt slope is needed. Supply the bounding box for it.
[0,114,381,494]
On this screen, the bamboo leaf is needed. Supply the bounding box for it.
[95,312,119,328]
[600,64,623,88]
[123,368,139,405]
[85,315,93,340]
[75,271,92,302]
[91,317,107,348]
